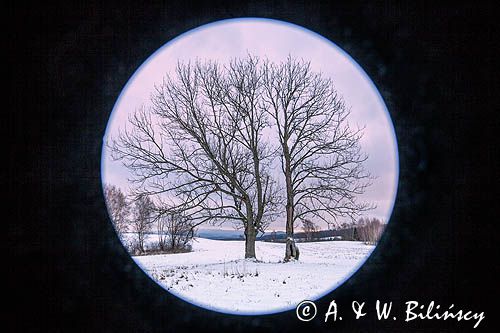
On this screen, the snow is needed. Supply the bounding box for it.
[132,238,375,315]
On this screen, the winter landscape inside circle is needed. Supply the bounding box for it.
[101,18,399,315]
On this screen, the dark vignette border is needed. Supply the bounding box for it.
[7,1,497,332]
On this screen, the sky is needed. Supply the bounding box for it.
[101,18,399,231]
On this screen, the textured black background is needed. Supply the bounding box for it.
[7,1,498,332]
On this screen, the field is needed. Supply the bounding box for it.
[132,237,374,314]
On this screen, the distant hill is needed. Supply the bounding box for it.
[195,228,267,240]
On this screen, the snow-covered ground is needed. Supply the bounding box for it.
[132,238,374,314]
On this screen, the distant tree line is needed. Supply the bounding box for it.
[262,217,385,244]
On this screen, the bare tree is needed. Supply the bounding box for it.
[262,57,373,261]
[131,195,155,254]
[156,211,168,251]
[103,184,130,239]
[110,56,279,259]
[302,219,319,241]
[110,55,373,260]
[158,212,195,252]
[356,217,384,244]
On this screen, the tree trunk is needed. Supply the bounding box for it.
[138,232,145,254]
[283,145,299,261]
[284,203,299,261]
[244,224,257,259]
[242,198,257,259]
[285,237,300,261]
